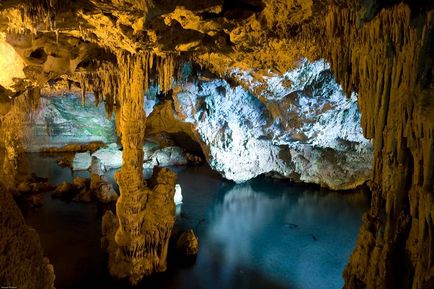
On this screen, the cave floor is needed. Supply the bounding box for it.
[18,153,369,289]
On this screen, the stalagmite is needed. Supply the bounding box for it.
[101,52,177,285]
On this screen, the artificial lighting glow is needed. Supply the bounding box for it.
[0,34,25,90]
[174,184,183,205]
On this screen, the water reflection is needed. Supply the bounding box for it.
[20,158,368,289]
[200,180,368,289]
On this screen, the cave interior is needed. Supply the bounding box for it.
[0,1,433,289]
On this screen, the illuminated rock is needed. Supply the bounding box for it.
[52,181,76,198]
[92,143,123,170]
[29,94,117,151]
[175,229,199,257]
[148,60,373,190]
[0,33,25,90]
[0,185,55,289]
[174,184,183,205]
[71,177,92,202]
[143,146,188,168]
[102,53,176,285]
[90,157,118,203]
[0,1,431,288]
[72,151,92,171]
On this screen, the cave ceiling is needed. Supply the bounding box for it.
[0,0,337,94]
[0,0,430,97]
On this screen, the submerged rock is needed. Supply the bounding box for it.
[92,143,122,170]
[56,154,74,167]
[72,177,89,190]
[52,181,76,198]
[95,183,118,203]
[90,157,118,203]
[72,188,92,203]
[143,146,188,168]
[71,177,92,203]
[72,151,92,171]
[22,193,45,208]
[17,181,32,194]
[175,229,199,257]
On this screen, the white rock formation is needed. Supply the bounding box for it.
[72,151,92,170]
[143,146,188,168]
[91,142,189,171]
[174,184,183,205]
[156,59,373,190]
[92,143,123,170]
[90,157,119,203]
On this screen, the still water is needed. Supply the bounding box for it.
[21,154,369,289]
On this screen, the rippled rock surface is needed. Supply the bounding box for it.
[148,60,373,190]
[28,94,117,151]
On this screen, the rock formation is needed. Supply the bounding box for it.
[101,53,176,284]
[90,157,119,203]
[324,3,434,289]
[0,185,55,289]
[28,93,117,151]
[175,229,199,257]
[147,60,373,189]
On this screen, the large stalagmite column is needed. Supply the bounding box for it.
[102,53,176,285]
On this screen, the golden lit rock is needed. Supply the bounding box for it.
[0,34,25,90]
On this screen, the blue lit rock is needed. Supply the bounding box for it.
[143,146,188,168]
[72,151,92,171]
[28,93,117,151]
[91,143,188,171]
[149,59,373,190]
[92,143,123,170]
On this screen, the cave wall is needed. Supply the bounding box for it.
[0,185,55,289]
[28,93,117,151]
[324,3,434,289]
[146,60,373,189]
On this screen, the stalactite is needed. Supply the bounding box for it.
[73,51,176,118]
[324,3,434,289]
[24,0,71,30]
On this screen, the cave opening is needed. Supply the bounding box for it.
[0,1,432,289]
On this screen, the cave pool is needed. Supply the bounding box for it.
[20,153,369,289]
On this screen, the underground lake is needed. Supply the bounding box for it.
[19,154,369,289]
